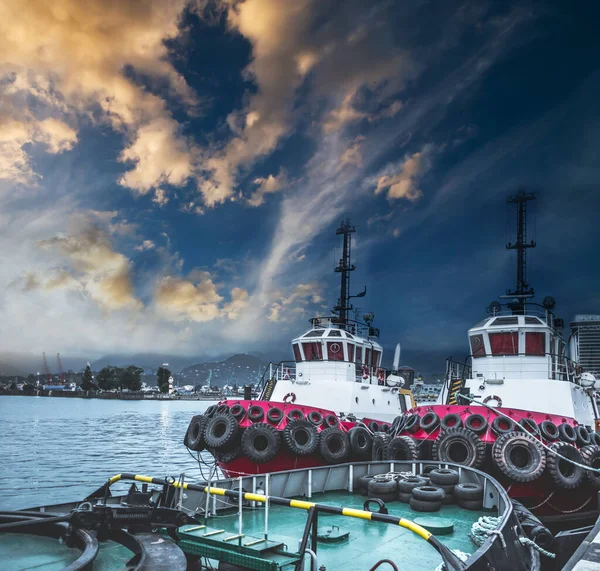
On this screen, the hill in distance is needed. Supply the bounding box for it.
[180,353,269,388]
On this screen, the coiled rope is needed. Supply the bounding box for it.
[519,537,556,559]
[434,549,470,571]
[456,391,600,473]
[470,516,505,548]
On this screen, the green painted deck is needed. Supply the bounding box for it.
[0,533,133,571]
[180,491,493,570]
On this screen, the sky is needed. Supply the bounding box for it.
[1,0,599,371]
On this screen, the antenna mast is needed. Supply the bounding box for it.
[502,189,536,313]
[334,219,356,324]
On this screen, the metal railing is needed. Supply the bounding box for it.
[261,360,391,385]
[485,302,562,330]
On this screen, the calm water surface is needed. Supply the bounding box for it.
[0,396,218,510]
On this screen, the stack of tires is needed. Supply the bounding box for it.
[366,475,397,502]
[397,475,428,503]
[429,468,459,504]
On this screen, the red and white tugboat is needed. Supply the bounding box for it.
[185,195,600,526]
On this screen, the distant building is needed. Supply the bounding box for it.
[397,366,415,388]
[570,315,600,376]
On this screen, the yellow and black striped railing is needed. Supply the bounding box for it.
[97,473,468,570]
[447,378,464,404]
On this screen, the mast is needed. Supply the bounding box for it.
[334,219,356,324]
[502,189,536,313]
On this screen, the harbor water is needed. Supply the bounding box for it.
[0,396,217,510]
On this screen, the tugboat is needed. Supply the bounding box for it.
[185,192,600,527]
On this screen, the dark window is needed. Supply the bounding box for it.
[526,332,545,356]
[327,342,344,361]
[365,348,371,366]
[346,332,354,339]
[356,346,362,362]
[303,342,323,361]
[470,334,486,358]
[372,350,381,367]
[525,317,542,325]
[347,343,355,362]
[303,329,324,337]
[489,332,519,355]
[491,317,519,326]
[293,343,302,362]
[328,330,342,337]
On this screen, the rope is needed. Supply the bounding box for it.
[434,549,470,571]
[470,516,505,549]
[526,491,555,511]
[547,496,592,514]
[456,392,600,473]
[519,537,555,559]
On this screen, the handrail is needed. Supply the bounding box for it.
[92,473,467,570]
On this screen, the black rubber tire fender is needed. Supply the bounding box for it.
[519,418,540,436]
[403,414,420,434]
[440,413,463,430]
[368,421,380,432]
[422,465,439,478]
[229,403,246,421]
[409,498,442,512]
[324,414,340,429]
[204,404,217,418]
[287,408,304,422]
[432,427,486,468]
[539,420,559,441]
[419,412,440,433]
[356,474,375,494]
[241,422,281,463]
[391,415,406,434]
[412,486,445,502]
[491,416,516,435]
[307,410,323,426]
[371,434,391,461]
[492,431,546,483]
[398,491,412,503]
[546,441,585,489]
[215,446,241,463]
[397,476,428,493]
[581,445,600,490]
[348,426,373,459]
[457,499,483,510]
[204,413,239,450]
[592,432,600,447]
[576,425,592,447]
[380,424,390,433]
[319,428,350,464]
[283,419,319,456]
[186,415,207,451]
[429,468,459,486]
[247,405,265,422]
[266,407,284,424]
[454,483,484,501]
[217,404,230,414]
[367,479,398,497]
[464,414,488,435]
[386,435,420,461]
[558,423,577,444]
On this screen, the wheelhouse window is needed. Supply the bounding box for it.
[347,343,355,363]
[372,350,381,367]
[526,332,545,356]
[470,334,486,358]
[328,330,342,337]
[365,348,371,366]
[489,332,518,355]
[292,343,302,362]
[327,341,344,361]
[303,329,324,337]
[356,346,362,363]
[303,342,323,361]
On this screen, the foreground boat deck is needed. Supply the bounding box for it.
[179,490,490,570]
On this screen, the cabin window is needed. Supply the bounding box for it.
[327,342,344,361]
[347,343,355,363]
[328,330,342,337]
[356,346,362,363]
[372,350,381,367]
[365,348,371,366]
[303,329,324,337]
[470,334,486,358]
[303,342,323,361]
[491,317,519,326]
[526,332,545,356]
[489,332,519,355]
[292,343,302,362]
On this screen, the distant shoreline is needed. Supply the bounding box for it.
[0,390,234,401]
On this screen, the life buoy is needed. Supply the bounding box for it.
[283,392,296,403]
[483,395,503,407]
[282,367,291,380]
[377,368,385,385]
[362,365,369,380]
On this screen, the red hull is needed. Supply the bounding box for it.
[213,401,598,524]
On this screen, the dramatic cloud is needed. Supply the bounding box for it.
[374,146,433,202]
[247,170,287,206]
